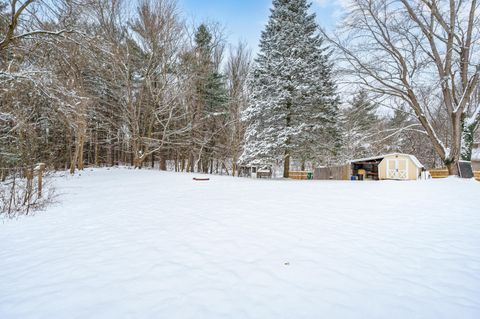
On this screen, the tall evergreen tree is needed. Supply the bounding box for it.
[191,24,228,172]
[461,122,478,161]
[241,0,340,177]
[342,90,378,159]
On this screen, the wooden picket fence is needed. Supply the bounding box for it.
[429,168,449,179]
[288,171,310,180]
[474,171,480,181]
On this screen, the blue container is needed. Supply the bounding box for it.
[350,176,356,181]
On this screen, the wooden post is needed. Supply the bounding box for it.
[36,163,46,197]
[23,168,34,205]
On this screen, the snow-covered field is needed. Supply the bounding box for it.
[1,168,479,319]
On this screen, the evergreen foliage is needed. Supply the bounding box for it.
[342,90,378,159]
[241,0,340,174]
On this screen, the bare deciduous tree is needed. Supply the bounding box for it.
[327,0,480,175]
[226,41,251,176]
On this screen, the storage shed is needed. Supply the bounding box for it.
[376,153,424,180]
[238,164,273,178]
[314,153,425,181]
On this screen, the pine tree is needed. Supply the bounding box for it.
[192,24,228,172]
[194,25,228,117]
[461,122,478,161]
[343,90,378,159]
[241,0,340,177]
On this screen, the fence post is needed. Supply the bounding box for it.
[24,168,34,205]
[36,163,46,197]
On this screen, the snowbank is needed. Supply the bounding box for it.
[1,168,479,318]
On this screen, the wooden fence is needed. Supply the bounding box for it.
[314,165,350,180]
[288,171,310,180]
[429,168,449,179]
[474,171,480,181]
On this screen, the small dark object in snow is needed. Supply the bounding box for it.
[284,262,290,266]
[193,177,210,181]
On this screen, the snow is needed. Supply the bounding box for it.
[1,168,480,319]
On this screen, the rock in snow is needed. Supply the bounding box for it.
[1,168,479,319]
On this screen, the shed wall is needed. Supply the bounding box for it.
[378,155,420,180]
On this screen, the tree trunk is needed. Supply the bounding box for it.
[69,126,85,174]
[188,153,194,172]
[159,155,167,171]
[94,133,99,167]
[130,150,135,167]
[77,131,85,171]
[222,162,230,176]
[446,160,460,176]
[284,102,292,179]
[446,113,463,176]
[107,140,112,167]
[70,144,79,175]
[283,150,290,178]
[133,152,149,169]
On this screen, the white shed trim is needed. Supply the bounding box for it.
[350,153,424,169]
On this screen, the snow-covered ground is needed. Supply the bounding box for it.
[1,168,479,319]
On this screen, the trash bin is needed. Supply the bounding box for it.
[307,172,313,180]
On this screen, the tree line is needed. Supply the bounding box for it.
[1,0,479,179]
[1,0,250,176]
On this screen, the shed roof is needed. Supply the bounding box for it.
[349,153,424,168]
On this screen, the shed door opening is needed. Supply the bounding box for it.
[387,159,408,180]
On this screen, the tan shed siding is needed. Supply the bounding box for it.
[378,159,387,179]
[379,155,420,180]
[408,159,420,179]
